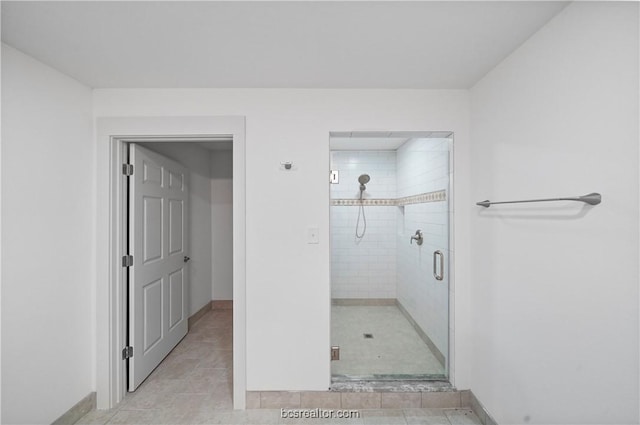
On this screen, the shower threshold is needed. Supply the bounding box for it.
[332,373,447,382]
[330,378,453,393]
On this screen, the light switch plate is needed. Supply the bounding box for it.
[307,226,319,244]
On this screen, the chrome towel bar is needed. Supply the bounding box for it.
[476,192,601,208]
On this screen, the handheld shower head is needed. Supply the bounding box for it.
[358,174,370,185]
[356,174,371,237]
[358,174,371,191]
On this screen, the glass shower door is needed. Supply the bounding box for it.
[393,137,450,380]
[330,133,452,382]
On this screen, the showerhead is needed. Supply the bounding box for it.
[358,174,371,197]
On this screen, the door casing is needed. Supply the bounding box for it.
[96,117,246,409]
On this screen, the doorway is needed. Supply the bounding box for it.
[329,131,453,382]
[125,141,233,391]
[96,117,246,410]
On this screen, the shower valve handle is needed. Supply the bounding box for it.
[410,230,423,246]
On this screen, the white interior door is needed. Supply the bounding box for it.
[128,143,189,391]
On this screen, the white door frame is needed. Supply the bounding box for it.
[96,116,246,409]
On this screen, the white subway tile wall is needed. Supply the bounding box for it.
[397,138,450,198]
[396,138,451,359]
[330,151,398,299]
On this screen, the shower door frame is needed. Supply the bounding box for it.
[327,131,455,385]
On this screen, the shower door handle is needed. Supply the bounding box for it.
[433,250,444,281]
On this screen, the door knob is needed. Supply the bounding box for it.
[184,256,191,263]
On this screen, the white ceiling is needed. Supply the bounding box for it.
[1,1,568,89]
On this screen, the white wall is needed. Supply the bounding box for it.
[469,3,639,424]
[396,138,451,362]
[93,89,471,391]
[1,44,94,424]
[330,151,397,299]
[137,142,214,316]
[210,150,233,301]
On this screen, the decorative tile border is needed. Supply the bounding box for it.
[331,198,396,206]
[397,190,446,206]
[331,190,446,206]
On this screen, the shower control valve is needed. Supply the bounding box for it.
[410,230,424,246]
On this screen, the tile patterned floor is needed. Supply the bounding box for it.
[331,306,445,378]
[77,308,479,425]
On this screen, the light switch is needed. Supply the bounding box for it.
[307,226,319,244]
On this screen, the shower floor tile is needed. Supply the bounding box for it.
[331,305,445,378]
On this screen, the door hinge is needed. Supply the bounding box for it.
[122,346,133,359]
[122,255,133,267]
[122,163,134,176]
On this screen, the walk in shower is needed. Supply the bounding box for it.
[329,132,452,381]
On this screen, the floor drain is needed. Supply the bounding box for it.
[363,333,374,339]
